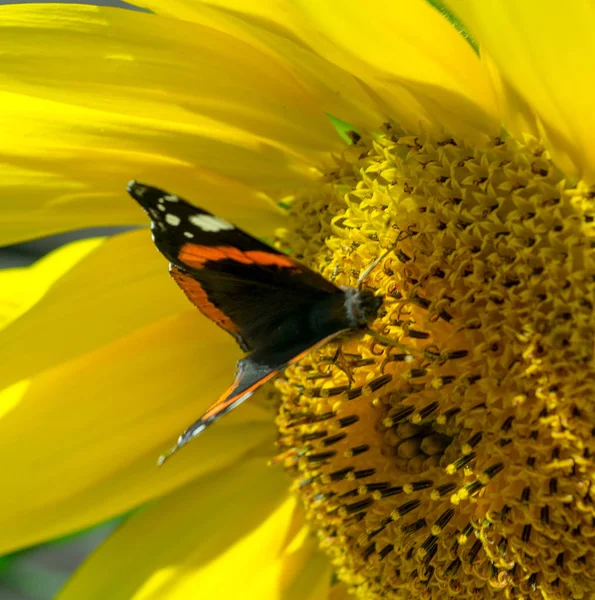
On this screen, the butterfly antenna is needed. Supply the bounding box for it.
[157,420,207,466]
[357,243,398,290]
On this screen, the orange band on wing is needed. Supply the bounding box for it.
[170,265,241,335]
[200,370,278,423]
[177,244,296,269]
[198,332,344,423]
[245,250,296,267]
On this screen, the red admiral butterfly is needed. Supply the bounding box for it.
[128,181,384,464]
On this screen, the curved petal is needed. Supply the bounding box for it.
[293,0,499,135]
[0,231,278,552]
[0,310,275,554]
[445,0,595,181]
[139,0,499,136]
[0,4,341,244]
[0,237,103,329]
[56,459,329,600]
[119,1,385,132]
[0,230,193,389]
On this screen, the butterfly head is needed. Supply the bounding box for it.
[344,287,383,328]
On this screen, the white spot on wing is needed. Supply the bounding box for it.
[157,204,166,212]
[189,214,234,232]
[164,194,179,203]
[165,214,181,226]
[183,231,194,238]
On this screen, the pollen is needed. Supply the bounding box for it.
[274,124,595,599]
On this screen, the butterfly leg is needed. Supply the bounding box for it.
[331,345,357,384]
[330,263,341,282]
[363,328,427,359]
[315,335,358,384]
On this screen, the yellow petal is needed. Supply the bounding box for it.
[446,0,595,181]
[124,1,385,132]
[327,582,350,600]
[279,525,332,600]
[57,458,330,600]
[140,0,499,136]
[296,0,499,134]
[0,4,342,244]
[0,311,275,554]
[0,231,192,388]
[0,238,103,329]
[0,231,277,552]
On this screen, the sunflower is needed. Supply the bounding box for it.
[1,1,594,599]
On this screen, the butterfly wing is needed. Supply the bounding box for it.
[128,181,340,353]
[128,181,357,463]
[158,328,345,464]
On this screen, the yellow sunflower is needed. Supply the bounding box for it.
[1,1,594,599]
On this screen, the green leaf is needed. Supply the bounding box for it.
[426,0,478,53]
[327,114,359,144]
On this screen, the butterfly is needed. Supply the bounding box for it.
[128,181,385,464]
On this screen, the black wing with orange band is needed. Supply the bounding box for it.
[127,181,340,353]
[128,181,349,462]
